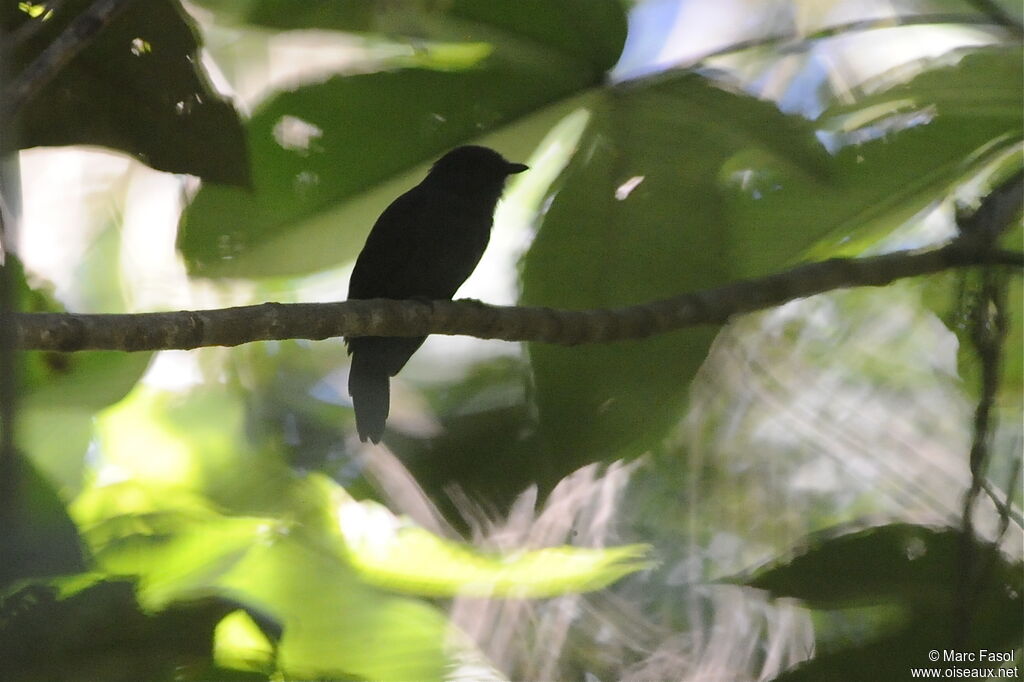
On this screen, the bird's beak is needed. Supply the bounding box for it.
[506,162,529,175]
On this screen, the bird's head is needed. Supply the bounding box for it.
[427,145,528,193]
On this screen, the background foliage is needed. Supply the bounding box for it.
[1,0,1022,680]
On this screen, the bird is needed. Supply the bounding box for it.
[345,145,528,443]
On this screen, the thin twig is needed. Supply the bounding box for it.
[0,0,137,123]
[953,263,1009,647]
[981,474,1024,528]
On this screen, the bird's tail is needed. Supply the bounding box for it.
[348,352,390,444]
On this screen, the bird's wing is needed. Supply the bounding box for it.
[348,186,490,301]
[348,189,429,300]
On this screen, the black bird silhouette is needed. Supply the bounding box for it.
[346,145,528,443]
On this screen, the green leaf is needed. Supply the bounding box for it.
[70,462,468,680]
[738,523,1021,610]
[339,496,651,597]
[178,1,626,277]
[771,593,1021,681]
[22,350,152,412]
[3,0,249,185]
[75,485,272,609]
[799,44,1024,258]
[520,72,830,463]
[0,453,87,591]
[16,407,94,496]
[741,523,1023,681]
[222,531,454,682]
[191,0,627,73]
[213,610,275,675]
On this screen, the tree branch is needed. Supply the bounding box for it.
[12,242,1023,353]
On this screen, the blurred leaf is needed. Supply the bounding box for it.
[10,345,150,499]
[738,523,1021,609]
[189,0,379,31]
[338,496,651,597]
[0,453,87,592]
[16,407,93,496]
[772,601,1021,681]
[18,182,152,412]
[69,456,473,680]
[72,218,128,314]
[741,523,1023,680]
[22,350,152,412]
[92,383,308,515]
[191,0,627,73]
[520,71,829,464]
[73,465,642,679]
[214,610,275,675]
[0,580,267,682]
[178,0,626,276]
[3,0,249,185]
[521,45,1023,466]
[74,483,273,609]
[797,44,1023,258]
[826,45,1022,126]
[220,530,454,682]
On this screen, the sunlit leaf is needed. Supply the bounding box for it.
[71,477,275,605]
[338,496,651,597]
[213,610,275,674]
[220,532,455,682]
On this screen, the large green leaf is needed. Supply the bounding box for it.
[338,496,651,597]
[519,72,830,463]
[739,523,1018,607]
[3,0,248,185]
[177,0,626,276]
[795,45,1023,259]
[73,475,454,681]
[520,44,1023,464]
[191,0,626,74]
[223,531,455,682]
[736,523,1023,681]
